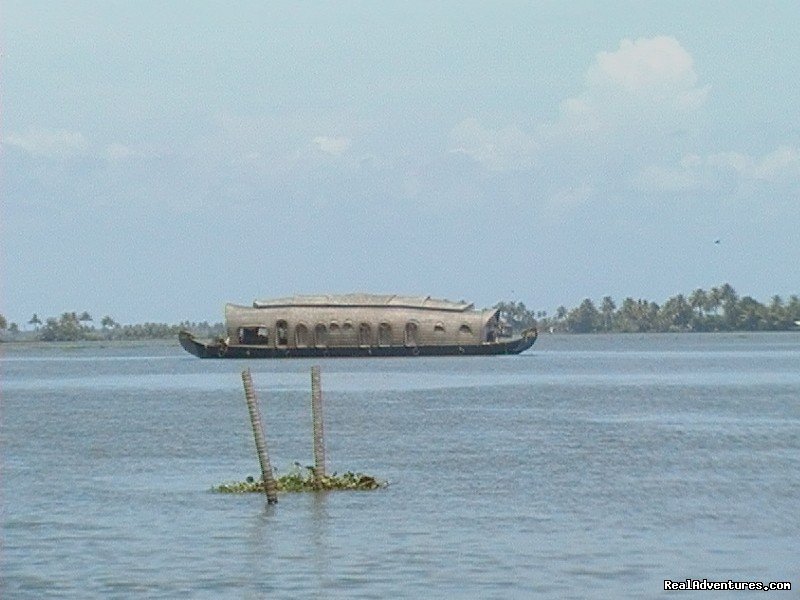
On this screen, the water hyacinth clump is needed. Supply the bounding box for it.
[214,463,386,493]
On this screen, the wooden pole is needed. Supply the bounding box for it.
[310,365,326,488]
[241,369,278,504]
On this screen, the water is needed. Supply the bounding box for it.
[2,333,798,598]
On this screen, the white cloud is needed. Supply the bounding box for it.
[313,136,352,157]
[633,164,707,192]
[449,118,538,171]
[3,129,153,164]
[4,128,89,158]
[551,184,593,208]
[104,143,136,161]
[536,184,594,222]
[707,146,800,181]
[634,145,800,191]
[557,36,709,134]
[589,36,707,107]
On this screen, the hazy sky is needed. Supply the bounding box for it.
[2,1,799,324]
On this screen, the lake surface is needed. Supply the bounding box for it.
[2,333,798,598]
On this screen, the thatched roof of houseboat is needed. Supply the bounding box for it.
[252,294,474,312]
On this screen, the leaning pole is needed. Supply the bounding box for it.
[241,369,279,504]
[310,365,327,488]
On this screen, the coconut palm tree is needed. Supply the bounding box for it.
[29,313,42,330]
[689,288,707,317]
[601,296,616,332]
[707,287,722,315]
[567,298,601,333]
[718,284,739,329]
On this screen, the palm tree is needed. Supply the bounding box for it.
[768,296,786,329]
[689,288,707,317]
[787,295,800,326]
[718,284,739,329]
[567,298,601,333]
[707,287,722,316]
[688,288,708,330]
[601,296,616,332]
[737,296,765,330]
[719,283,738,304]
[29,313,42,330]
[618,297,639,332]
[660,294,692,331]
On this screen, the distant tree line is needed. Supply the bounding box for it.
[495,284,800,334]
[0,311,224,342]
[492,301,544,332]
[1,284,799,342]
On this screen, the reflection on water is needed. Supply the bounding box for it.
[2,334,799,598]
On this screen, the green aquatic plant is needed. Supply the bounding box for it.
[213,463,386,493]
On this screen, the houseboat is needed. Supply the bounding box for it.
[179,294,537,358]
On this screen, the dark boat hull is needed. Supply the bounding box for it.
[179,329,537,359]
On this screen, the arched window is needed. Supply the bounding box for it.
[378,322,392,346]
[328,322,340,346]
[434,322,445,333]
[358,322,372,346]
[295,323,309,348]
[404,321,419,346]
[276,320,289,347]
[459,324,472,336]
[314,323,328,347]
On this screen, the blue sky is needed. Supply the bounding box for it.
[2,1,799,324]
